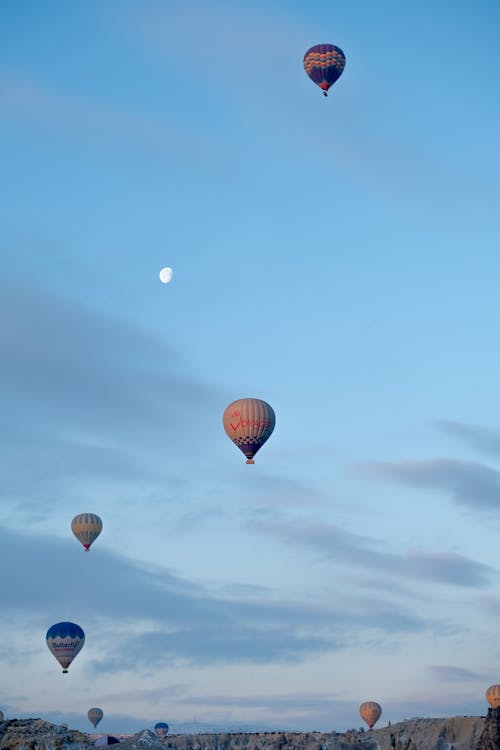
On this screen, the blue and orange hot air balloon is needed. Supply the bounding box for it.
[46,621,85,673]
[303,44,346,97]
[154,723,169,740]
[223,398,275,464]
[71,513,103,551]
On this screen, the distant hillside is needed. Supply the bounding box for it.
[162,716,486,750]
[0,716,489,750]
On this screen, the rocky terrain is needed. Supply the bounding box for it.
[0,719,90,750]
[3,711,500,750]
[161,717,485,750]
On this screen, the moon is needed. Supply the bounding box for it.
[159,267,173,284]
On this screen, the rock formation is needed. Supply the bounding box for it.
[112,732,165,750]
[476,707,500,750]
[0,719,90,750]
[0,715,495,750]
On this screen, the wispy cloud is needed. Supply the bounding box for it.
[254,519,493,588]
[427,665,482,682]
[437,421,500,459]
[359,458,500,512]
[0,281,222,519]
[0,526,432,674]
[473,594,500,616]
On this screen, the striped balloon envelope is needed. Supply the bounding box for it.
[359,701,382,729]
[88,708,104,728]
[71,513,103,551]
[46,621,85,673]
[223,398,275,464]
[486,685,500,708]
[303,43,346,96]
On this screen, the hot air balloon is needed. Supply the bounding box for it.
[486,685,500,708]
[71,513,103,551]
[359,701,382,729]
[154,723,169,740]
[223,398,275,464]
[303,44,346,97]
[46,621,85,673]
[88,708,104,728]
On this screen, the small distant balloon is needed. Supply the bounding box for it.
[88,708,104,728]
[486,685,500,708]
[359,701,382,729]
[71,513,103,551]
[46,621,85,673]
[154,722,169,740]
[159,267,173,284]
[304,43,346,96]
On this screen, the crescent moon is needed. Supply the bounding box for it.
[159,267,173,284]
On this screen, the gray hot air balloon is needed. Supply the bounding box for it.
[88,708,104,728]
[71,513,103,551]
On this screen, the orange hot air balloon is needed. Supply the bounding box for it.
[486,685,500,708]
[71,513,103,551]
[359,701,382,729]
[223,398,275,464]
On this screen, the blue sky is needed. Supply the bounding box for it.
[2,0,500,735]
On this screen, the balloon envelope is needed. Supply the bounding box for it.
[486,685,500,708]
[88,708,104,728]
[223,398,275,464]
[154,723,169,739]
[46,621,85,673]
[71,513,103,551]
[303,44,346,96]
[359,701,382,729]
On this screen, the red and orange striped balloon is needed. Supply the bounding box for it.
[359,701,382,729]
[304,44,346,96]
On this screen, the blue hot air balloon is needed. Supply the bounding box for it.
[46,622,85,673]
[154,723,169,740]
[303,44,346,96]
